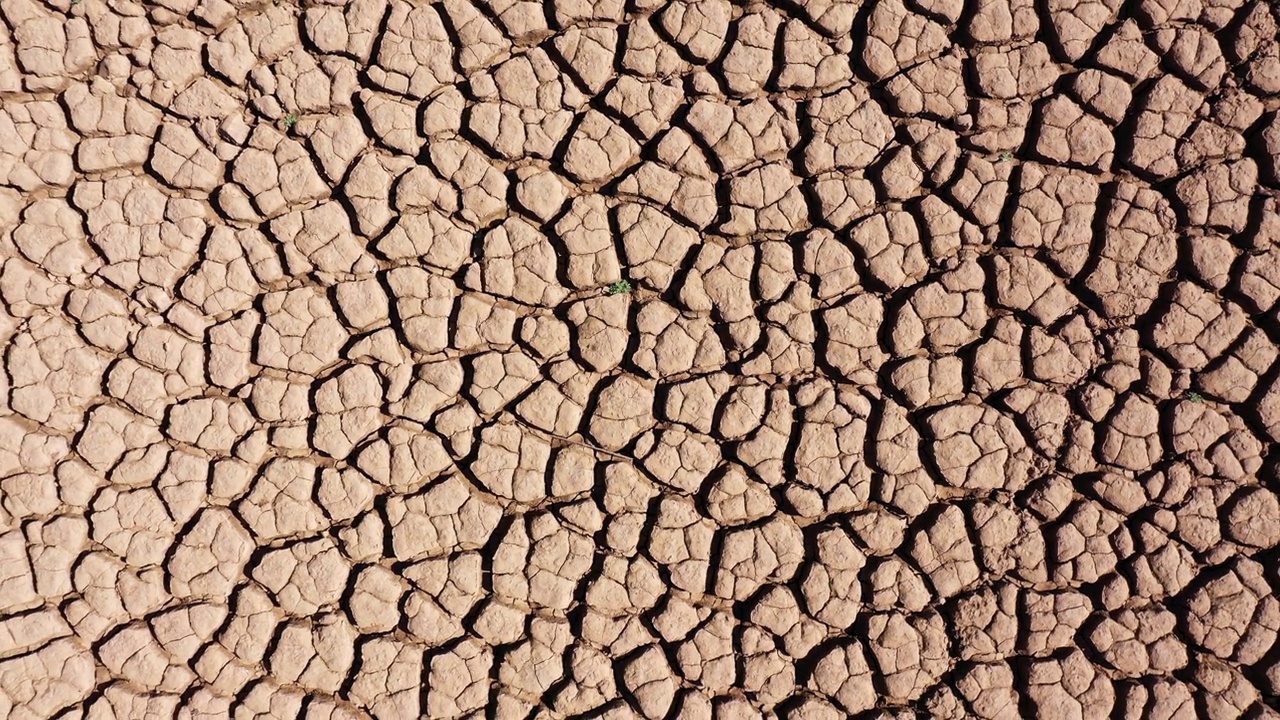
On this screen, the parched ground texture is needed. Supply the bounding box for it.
[2,0,1280,717]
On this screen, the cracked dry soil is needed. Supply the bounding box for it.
[1,0,1280,717]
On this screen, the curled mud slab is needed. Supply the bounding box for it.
[1,0,1280,717]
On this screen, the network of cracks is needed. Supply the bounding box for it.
[2,0,1280,717]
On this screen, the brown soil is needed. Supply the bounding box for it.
[1,0,1280,717]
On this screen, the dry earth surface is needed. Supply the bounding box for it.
[1,0,1280,717]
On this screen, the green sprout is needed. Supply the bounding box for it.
[996,151,1014,163]
[1187,391,1203,403]
[282,113,298,130]
[604,280,632,296]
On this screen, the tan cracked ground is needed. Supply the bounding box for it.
[0,0,1279,718]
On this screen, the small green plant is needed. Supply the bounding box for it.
[604,280,632,296]
[996,151,1014,163]
[70,0,81,5]
[1187,391,1203,403]
[282,113,298,130]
